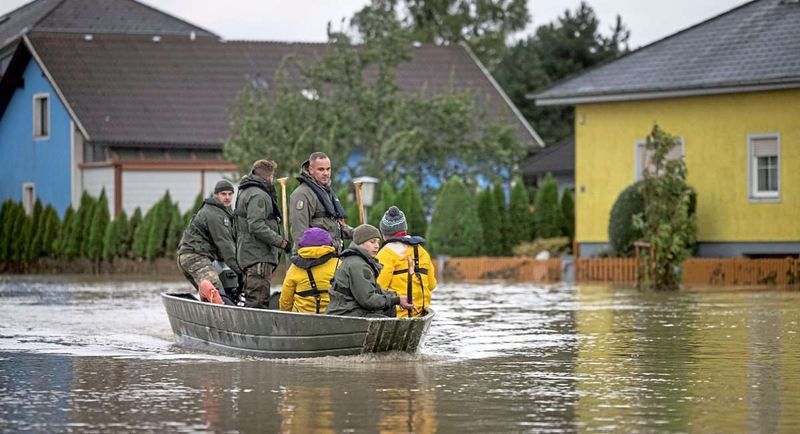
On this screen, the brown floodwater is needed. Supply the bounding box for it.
[0,276,798,433]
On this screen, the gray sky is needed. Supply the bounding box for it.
[1,0,751,49]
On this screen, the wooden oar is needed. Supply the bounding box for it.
[406,254,415,317]
[277,177,289,237]
[353,181,365,225]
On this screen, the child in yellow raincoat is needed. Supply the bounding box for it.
[280,227,339,314]
[376,206,437,317]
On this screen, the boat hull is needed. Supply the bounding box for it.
[161,293,434,358]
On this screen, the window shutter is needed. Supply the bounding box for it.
[753,137,778,157]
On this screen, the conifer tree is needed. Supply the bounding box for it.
[395,176,427,236]
[183,193,204,226]
[113,209,131,259]
[12,208,32,263]
[87,189,110,261]
[127,208,142,258]
[54,207,75,259]
[30,202,55,258]
[40,205,61,257]
[165,202,183,258]
[507,178,534,249]
[561,189,575,241]
[492,179,510,255]
[101,220,116,261]
[477,187,501,256]
[368,182,396,228]
[67,192,94,258]
[145,192,173,260]
[534,174,563,239]
[131,206,151,260]
[27,199,44,260]
[338,184,360,229]
[0,199,14,262]
[427,176,482,257]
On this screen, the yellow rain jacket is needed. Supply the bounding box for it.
[280,245,339,314]
[376,237,437,318]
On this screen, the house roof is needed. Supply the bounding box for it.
[535,0,800,105]
[0,0,215,51]
[520,135,574,176]
[2,32,542,149]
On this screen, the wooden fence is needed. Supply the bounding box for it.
[442,256,800,289]
[443,257,561,283]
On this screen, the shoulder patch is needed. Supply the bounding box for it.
[256,199,265,209]
[223,217,230,227]
[362,268,373,280]
[296,200,304,210]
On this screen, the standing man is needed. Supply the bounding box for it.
[289,152,353,253]
[236,159,291,309]
[176,180,241,305]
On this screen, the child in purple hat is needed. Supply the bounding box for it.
[280,227,338,314]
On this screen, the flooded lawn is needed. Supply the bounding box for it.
[1,276,798,432]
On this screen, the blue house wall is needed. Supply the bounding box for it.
[0,59,73,216]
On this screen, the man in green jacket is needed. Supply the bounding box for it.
[177,180,240,304]
[289,152,353,253]
[236,159,291,309]
[326,224,413,317]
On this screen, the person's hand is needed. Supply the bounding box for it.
[398,296,414,311]
[279,239,292,254]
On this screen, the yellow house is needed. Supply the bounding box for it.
[534,0,799,258]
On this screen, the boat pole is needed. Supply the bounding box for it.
[277,177,289,257]
[354,181,366,225]
[406,255,414,317]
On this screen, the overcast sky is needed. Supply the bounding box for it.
[1,0,750,49]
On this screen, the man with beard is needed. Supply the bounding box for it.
[289,152,353,253]
[236,159,291,309]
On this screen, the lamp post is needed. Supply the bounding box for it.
[352,176,379,225]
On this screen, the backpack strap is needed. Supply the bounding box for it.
[295,268,326,314]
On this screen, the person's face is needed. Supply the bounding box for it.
[214,190,234,207]
[360,238,381,257]
[309,157,332,186]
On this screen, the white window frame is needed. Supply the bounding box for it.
[33,93,50,140]
[22,183,35,215]
[747,133,780,202]
[634,137,685,181]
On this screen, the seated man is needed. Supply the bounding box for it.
[280,228,339,314]
[176,180,241,305]
[326,224,413,317]
[376,206,437,317]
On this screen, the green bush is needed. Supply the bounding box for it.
[165,203,183,258]
[427,176,482,257]
[54,207,75,259]
[561,189,575,241]
[477,187,501,256]
[144,192,174,260]
[127,208,142,258]
[492,179,510,255]
[27,199,44,260]
[608,182,644,257]
[76,192,97,257]
[368,182,396,228]
[0,199,14,262]
[534,174,562,239]
[508,178,534,249]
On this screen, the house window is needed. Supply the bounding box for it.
[749,134,780,200]
[33,93,49,139]
[22,183,35,215]
[634,138,684,181]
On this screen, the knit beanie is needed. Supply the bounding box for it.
[379,206,407,235]
[298,227,333,248]
[214,180,235,194]
[352,224,382,245]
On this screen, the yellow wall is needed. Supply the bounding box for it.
[575,88,800,243]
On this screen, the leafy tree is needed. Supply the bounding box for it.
[394,176,427,235]
[353,0,529,68]
[427,176,481,256]
[224,9,525,198]
[494,2,629,144]
[561,188,575,241]
[633,125,697,290]
[87,189,110,261]
[477,187,500,256]
[492,179,510,255]
[533,173,562,238]
[608,182,644,257]
[507,178,533,249]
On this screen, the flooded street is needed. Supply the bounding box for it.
[1,277,798,433]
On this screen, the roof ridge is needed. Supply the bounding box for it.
[123,0,217,37]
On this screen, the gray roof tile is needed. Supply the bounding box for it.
[536,0,800,103]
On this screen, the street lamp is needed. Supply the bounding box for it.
[352,176,379,224]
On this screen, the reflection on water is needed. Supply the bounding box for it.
[0,277,798,432]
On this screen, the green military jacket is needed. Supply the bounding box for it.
[326,245,400,317]
[289,166,352,253]
[235,174,284,269]
[177,197,240,273]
